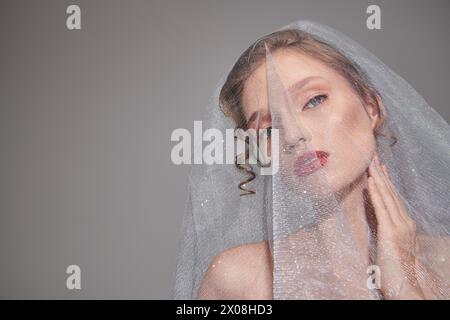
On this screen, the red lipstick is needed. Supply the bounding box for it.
[293,151,329,176]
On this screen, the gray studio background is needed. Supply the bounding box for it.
[0,0,449,299]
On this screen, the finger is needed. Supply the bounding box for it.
[380,164,398,198]
[369,155,401,224]
[374,155,400,208]
[377,159,414,230]
[377,158,411,227]
[370,155,409,227]
[379,164,401,210]
[381,164,413,222]
[367,176,392,225]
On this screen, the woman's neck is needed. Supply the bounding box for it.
[319,172,375,268]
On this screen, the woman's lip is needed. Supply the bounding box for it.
[293,151,329,176]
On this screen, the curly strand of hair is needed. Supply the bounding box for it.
[377,131,398,147]
[235,161,256,196]
[234,129,256,196]
[374,113,398,148]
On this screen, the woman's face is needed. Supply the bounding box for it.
[241,49,379,194]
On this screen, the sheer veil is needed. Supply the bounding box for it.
[173,20,450,300]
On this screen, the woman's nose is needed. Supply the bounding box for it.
[276,107,309,148]
[263,48,310,147]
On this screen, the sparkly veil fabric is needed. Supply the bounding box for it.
[173,21,450,300]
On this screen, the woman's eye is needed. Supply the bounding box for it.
[303,94,327,110]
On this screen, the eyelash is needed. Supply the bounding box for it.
[303,94,328,110]
[255,95,326,135]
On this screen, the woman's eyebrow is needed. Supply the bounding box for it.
[287,76,325,94]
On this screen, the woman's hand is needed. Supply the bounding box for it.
[367,152,425,299]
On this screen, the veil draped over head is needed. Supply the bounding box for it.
[173,20,450,300]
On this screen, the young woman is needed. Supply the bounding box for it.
[174,21,450,300]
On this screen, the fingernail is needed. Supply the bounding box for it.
[375,153,380,165]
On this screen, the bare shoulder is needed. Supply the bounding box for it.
[196,241,273,299]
